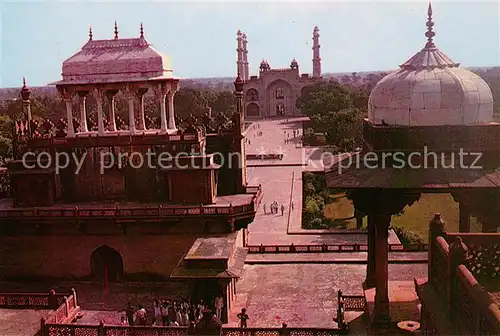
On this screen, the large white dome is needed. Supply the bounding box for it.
[368,4,494,126]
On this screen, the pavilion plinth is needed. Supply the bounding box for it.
[170,235,247,323]
[363,119,500,153]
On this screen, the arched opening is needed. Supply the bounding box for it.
[246,103,260,117]
[90,245,124,282]
[246,89,259,101]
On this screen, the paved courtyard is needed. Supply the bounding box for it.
[245,119,399,246]
[227,263,427,328]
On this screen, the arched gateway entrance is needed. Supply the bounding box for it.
[90,245,124,282]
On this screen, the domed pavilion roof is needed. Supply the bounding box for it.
[368,3,493,126]
[52,23,174,85]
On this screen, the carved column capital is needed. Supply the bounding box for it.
[92,86,105,102]
[123,85,138,101]
[153,82,169,98]
[59,87,74,101]
[105,89,119,100]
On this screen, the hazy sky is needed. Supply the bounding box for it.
[1,1,499,88]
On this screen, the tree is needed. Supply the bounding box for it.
[296,82,367,151]
[174,88,217,118]
[212,91,236,115]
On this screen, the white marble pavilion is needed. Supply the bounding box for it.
[368,4,494,126]
[51,22,179,137]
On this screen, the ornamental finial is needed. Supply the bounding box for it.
[89,25,93,41]
[114,21,119,40]
[425,2,435,48]
[140,22,144,38]
[20,77,31,101]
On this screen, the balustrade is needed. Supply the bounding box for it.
[247,243,428,254]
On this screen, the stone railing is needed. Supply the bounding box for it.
[0,290,67,309]
[42,322,188,336]
[427,217,500,335]
[42,324,343,336]
[247,243,428,253]
[334,290,366,332]
[0,203,256,220]
[221,325,344,336]
[43,289,80,325]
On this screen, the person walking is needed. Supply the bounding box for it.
[153,299,162,326]
[281,204,285,216]
[237,308,249,328]
[126,302,134,326]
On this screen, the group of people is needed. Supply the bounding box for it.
[123,297,224,327]
[264,201,285,216]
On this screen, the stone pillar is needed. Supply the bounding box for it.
[154,84,168,133]
[125,88,136,135]
[373,212,391,327]
[458,203,471,233]
[167,89,177,130]
[428,213,446,282]
[106,90,118,132]
[77,91,89,133]
[355,208,364,229]
[136,88,147,131]
[61,89,75,138]
[365,213,376,288]
[94,88,105,136]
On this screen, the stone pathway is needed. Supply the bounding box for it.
[226,264,427,328]
[245,252,428,264]
[245,119,399,246]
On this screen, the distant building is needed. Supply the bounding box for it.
[238,27,324,119]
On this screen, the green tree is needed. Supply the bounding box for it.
[174,88,217,118]
[296,83,367,151]
[212,90,236,115]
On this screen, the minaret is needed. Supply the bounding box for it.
[242,33,249,81]
[312,26,321,78]
[20,77,32,137]
[236,30,244,78]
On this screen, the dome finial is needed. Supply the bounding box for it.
[114,21,119,40]
[140,22,144,38]
[89,25,93,41]
[425,1,436,48]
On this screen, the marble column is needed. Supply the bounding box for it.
[77,91,89,133]
[167,90,176,130]
[106,90,118,132]
[127,91,136,135]
[458,203,471,233]
[94,88,105,136]
[154,85,168,133]
[373,212,391,327]
[365,214,376,288]
[136,89,147,131]
[64,97,75,138]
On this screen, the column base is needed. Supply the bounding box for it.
[372,312,391,330]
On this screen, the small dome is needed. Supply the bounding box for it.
[290,58,299,68]
[368,3,493,126]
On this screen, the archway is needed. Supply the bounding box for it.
[246,88,259,102]
[246,103,260,117]
[266,79,292,117]
[90,245,124,282]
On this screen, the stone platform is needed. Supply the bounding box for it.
[364,281,421,325]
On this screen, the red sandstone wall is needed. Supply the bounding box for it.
[0,234,197,280]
